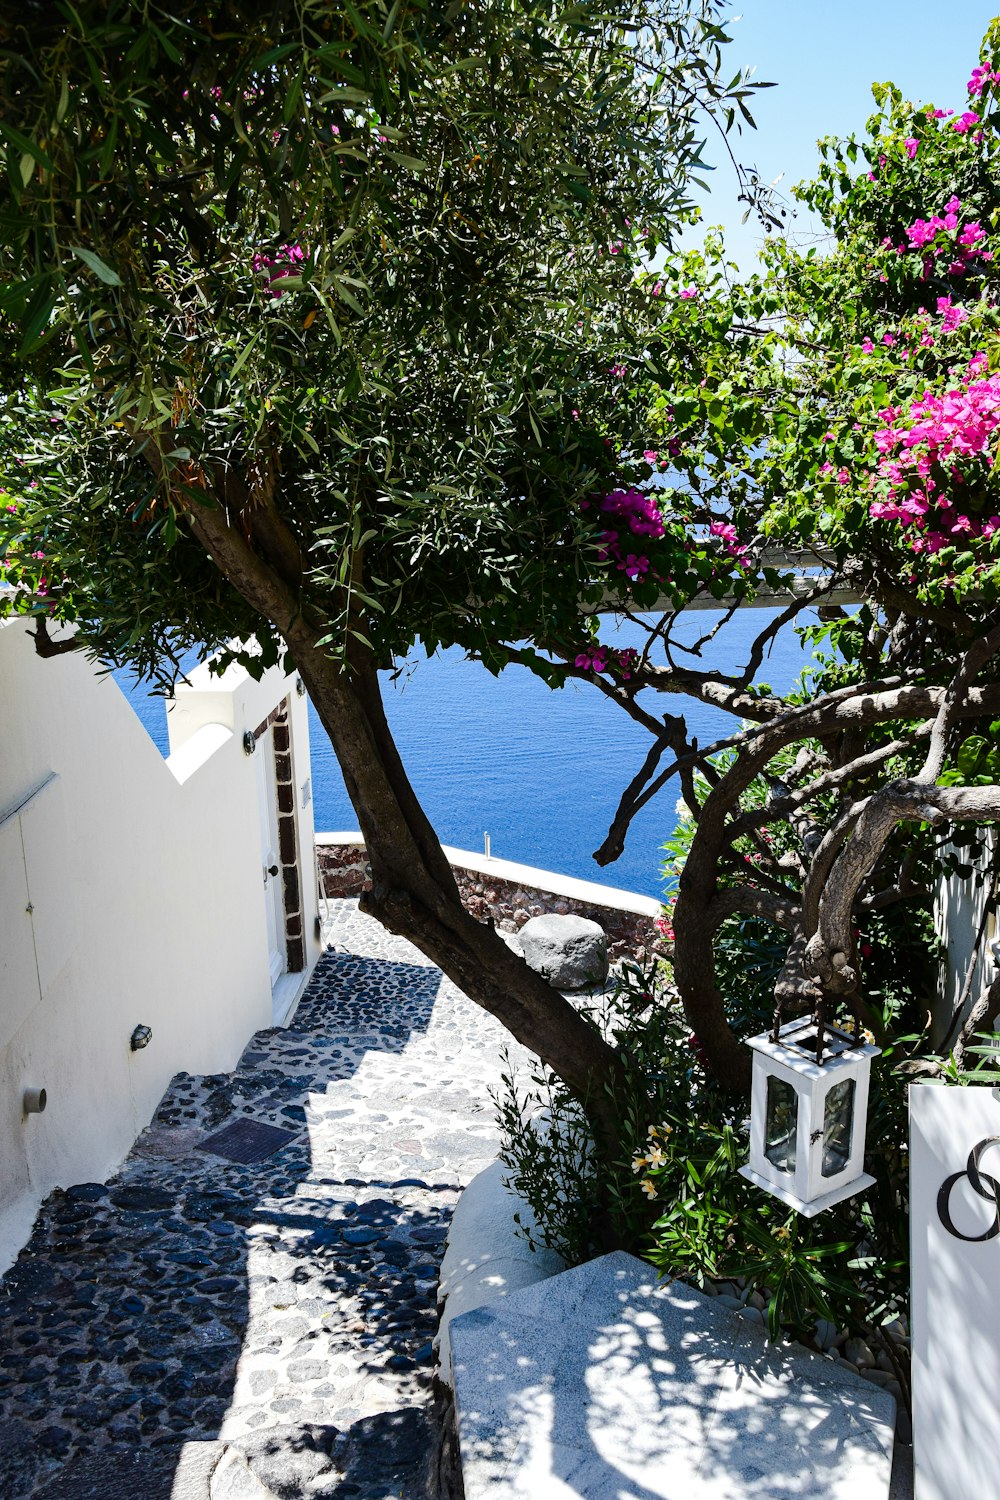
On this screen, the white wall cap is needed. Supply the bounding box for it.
[167,648,300,753]
[314,832,661,917]
[436,1158,565,1387]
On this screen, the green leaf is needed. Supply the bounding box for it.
[68,246,121,286]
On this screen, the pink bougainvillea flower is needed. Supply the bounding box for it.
[959,221,986,248]
[904,137,920,158]
[709,519,738,544]
[678,286,698,300]
[905,217,942,249]
[937,296,969,333]
[253,242,306,298]
[642,449,659,464]
[861,337,875,352]
[968,64,1000,97]
[952,111,981,134]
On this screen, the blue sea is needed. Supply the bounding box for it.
[115,610,819,901]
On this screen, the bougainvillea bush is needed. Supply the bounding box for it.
[500,29,1000,1370]
[504,27,1000,1093]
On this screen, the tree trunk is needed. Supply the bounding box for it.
[290,623,626,1151]
[180,496,626,1150]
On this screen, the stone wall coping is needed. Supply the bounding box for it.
[315,831,662,918]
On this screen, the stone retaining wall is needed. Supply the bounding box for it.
[316,840,663,964]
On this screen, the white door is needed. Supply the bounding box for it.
[255,731,285,986]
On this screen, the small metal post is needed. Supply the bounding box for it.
[484,832,491,860]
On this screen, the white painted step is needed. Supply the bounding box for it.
[450,1250,895,1500]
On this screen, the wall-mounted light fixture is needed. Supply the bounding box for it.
[295,676,306,697]
[23,1087,46,1115]
[130,1024,153,1051]
[242,730,257,756]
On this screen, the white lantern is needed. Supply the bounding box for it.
[739,1016,880,1217]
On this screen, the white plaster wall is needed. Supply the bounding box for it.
[168,652,322,985]
[0,622,319,1271]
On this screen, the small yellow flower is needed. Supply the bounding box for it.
[632,1156,649,1173]
[647,1145,666,1168]
[647,1125,660,1139]
[640,1179,658,1199]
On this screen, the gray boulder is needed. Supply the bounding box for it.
[517,913,608,990]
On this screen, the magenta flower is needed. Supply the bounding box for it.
[968,64,1000,97]
[678,286,698,300]
[709,519,738,544]
[937,297,969,333]
[642,449,659,464]
[904,137,919,159]
[952,111,981,134]
[253,242,306,299]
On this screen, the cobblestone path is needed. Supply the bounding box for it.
[0,901,528,1499]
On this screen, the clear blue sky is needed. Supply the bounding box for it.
[695,2,1000,268]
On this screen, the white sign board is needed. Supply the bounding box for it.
[910,1084,1000,1500]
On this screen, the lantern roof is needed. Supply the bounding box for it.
[746,1017,880,1079]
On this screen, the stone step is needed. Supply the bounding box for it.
[450,1250,896,1500]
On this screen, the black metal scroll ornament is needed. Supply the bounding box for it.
[937,1136,1000,1242]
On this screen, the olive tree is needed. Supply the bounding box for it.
[0,0,766,1145]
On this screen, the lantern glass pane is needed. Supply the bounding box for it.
[764,1074,797,1173]
[821,1078,856,1177]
